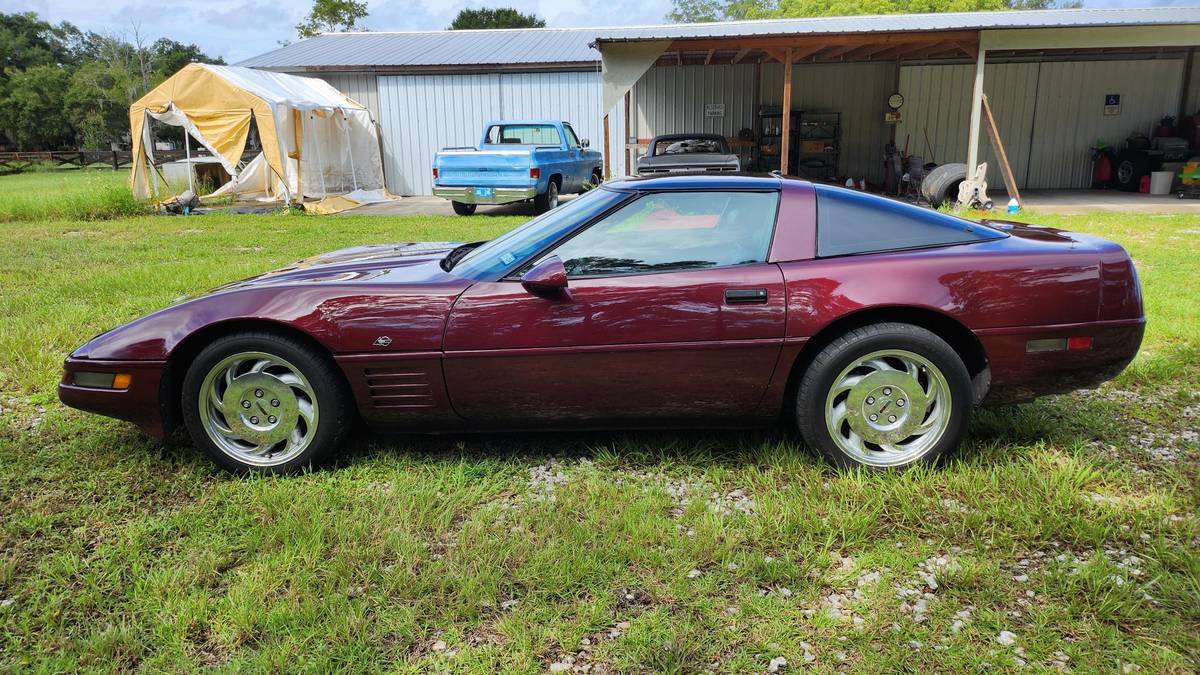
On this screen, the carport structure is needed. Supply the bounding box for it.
[595,8,1200,194]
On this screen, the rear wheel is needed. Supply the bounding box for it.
[585,169,603,191]
[796,323,972,469]
[534,180,559,214]
[452,201,477,216]
[181,332,352,474]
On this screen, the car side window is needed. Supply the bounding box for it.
[815,185,1006,257]
[563,124,581,148]
[543,191,779,277]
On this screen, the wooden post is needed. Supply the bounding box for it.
[982,94,1021,206]
[623,91,631,177]
[112,150,119,171]
[780,48,793,175]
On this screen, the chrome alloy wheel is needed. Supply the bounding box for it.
[198,351,319,467]
[824,349,952,467]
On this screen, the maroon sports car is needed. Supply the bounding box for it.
[60,175,1144,473]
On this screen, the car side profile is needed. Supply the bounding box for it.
[59,175,1145,473]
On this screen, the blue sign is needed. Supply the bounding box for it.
[1105,94,1121,106]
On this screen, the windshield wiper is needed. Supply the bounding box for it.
[441,241,486,272]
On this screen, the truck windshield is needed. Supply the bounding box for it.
[484,124,560,145]
[450,188,630,280]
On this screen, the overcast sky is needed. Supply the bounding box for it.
[7,0,1191,64]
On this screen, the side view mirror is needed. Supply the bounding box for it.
[580,138,590,148]
[520,255,568,297]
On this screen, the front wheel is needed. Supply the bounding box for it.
[795,323,972,469]
[451,201,477,216]
[534,180,559,214]
[181,332,352,474]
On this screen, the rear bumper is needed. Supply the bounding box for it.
[977,318,1145,404]
[58,357,168,438]
[433,186,538,205]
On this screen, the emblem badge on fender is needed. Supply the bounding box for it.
[373,336,392,347]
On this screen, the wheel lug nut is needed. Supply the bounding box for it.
[888,415,897,423]
[897,399,905,407]
[268,415,277,424]
[250,416,259,424]
[241,400,251,409]
[255,389,264,398]
[869,414,878,421]
[866,396,875,404]
[883,387,892,395]
[271,399,280,407]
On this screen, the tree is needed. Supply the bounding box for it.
[667,0,1077,23]
[150,38,225,76]
[449,7,546,30]
[0,65,72,149]
[296,0,369,38]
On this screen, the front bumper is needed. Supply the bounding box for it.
[58,357,168,438]
[433,186,538,205]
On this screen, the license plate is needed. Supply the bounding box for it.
[473,187,494,198]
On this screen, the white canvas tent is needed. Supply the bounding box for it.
[130,64,390,207]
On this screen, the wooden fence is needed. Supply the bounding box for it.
[0,150,259,175]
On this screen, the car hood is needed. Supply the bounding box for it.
[209,241,464,292]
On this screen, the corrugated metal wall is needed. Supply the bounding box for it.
[899,58,1185,189]
[632,64,758,141]
[761,61,896,183]
[315,72,381,120]
[1026,59,1184,188]
[897,62,1040,188]
[375,71,619,195]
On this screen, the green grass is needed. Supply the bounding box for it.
[0,169,149,222]
[1,177,1197,671]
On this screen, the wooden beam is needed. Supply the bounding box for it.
[763,47,788,63]
[982,94,1021,205]
[666,30,979,52]
[704,49,715,65]
[953,40,978,59]
[781,48,792,175]
[789,43,826,61]
[840,43,893,60]
[871,41,942,60]
[817,44,857,60]
[732,47,752,64]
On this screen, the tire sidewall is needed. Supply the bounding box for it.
[797,325,973,470]
[181,333,347,475]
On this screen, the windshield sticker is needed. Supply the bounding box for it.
[500,252,515,265]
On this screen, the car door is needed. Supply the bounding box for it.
[442,189,786,424]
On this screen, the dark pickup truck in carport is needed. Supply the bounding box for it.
[636,134,741,176]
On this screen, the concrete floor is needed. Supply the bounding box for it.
[340,190,1199,217]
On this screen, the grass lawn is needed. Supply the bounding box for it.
[0,180,1197,671]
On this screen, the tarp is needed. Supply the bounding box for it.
[129,63,389,204]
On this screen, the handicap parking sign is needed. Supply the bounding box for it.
[1104,94,1121,116]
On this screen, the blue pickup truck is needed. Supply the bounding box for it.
[432,120,604,215]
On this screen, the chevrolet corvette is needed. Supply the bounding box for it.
[59,175,1145,473]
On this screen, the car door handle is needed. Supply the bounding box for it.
[724,288,769,304]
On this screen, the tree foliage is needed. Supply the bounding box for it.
[296,0,370,38]
[668,0,1079,23]
[0,11,223,151]
[450,7,546,30]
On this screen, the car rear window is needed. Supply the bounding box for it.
[484,124,559,145]
[815,184,1006,257]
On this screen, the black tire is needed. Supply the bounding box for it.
[1114,152,1149,192]
[795,323,973,470]
[585,169,603,191]
[534,179,559,214]
[921,163,968,207]
[452,201,477,216]
[181,331,352,475]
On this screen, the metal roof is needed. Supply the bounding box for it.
[237,29,606,70]
[237,8,1199,70]
[592,7,1200,42]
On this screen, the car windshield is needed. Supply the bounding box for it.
[449,187,630,280]
[484,124,560,145]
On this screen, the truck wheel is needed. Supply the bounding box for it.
[1114,152,1149,192]
[585,169,602,191]
[534,180,559,214]
[921,163,967,208]
[451,201,476,216]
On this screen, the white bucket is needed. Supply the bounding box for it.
[1149,171,1174,195]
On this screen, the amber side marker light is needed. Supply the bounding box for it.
[1026,337,1093,353]
[74,372,132,389]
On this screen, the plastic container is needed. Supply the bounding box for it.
[1149,171,1175,195]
